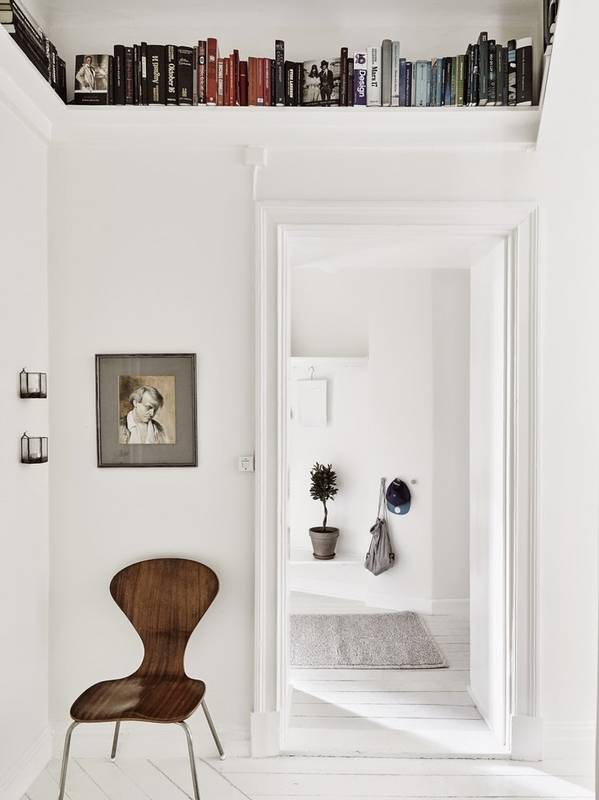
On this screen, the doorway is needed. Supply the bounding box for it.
[252,202,540,760]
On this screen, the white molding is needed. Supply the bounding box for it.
[0,726,51,800]
[542,721,596,761]
[250,712,280,758]
[511,714,544,761]
[430,598,470,617]
[255,200,541,757]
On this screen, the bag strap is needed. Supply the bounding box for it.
[377,477,386,519]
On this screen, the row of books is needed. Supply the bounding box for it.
[75,33,534,108]
[540,0,559,105]
[1,0,67,101]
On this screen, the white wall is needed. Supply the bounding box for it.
[288,267,470,610]
[469,243,506,742]
[48,144,255,755]
[0,103,49,798]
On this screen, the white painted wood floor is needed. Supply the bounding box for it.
[23,755,595,799]
[289,593,482,739]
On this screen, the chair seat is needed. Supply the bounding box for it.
[70,675,206,723]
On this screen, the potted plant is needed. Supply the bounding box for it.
[309,462,339,560]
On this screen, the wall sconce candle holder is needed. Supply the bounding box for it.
[21,432,48,464]
[20,368,47,398]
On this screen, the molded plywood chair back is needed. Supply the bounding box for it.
[57,558,225,800]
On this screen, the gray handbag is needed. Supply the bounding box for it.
[365,478,396,575]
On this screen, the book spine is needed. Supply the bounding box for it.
[381,38,392,107]
[197,40,206,103]
[146,45,165,104]
[399,58,406,106]
[124,46,134,104]
[113,45,125,104]
[140,41,148,104]
[217,57,224,105]
[284,60,294,105]
[165,45,177,105]
[516,37,533,105]
[405,61,412,106]
[478,31,488,106]
[270,58,276,105]
[507,39,517,106]
[177,46,194,105]
[413,61,424,106]
[223,56,230,105]
[274,39,285,105]
[248,57,256,105]
[256,57,264,105]
[456,54,465,106]
[239,59,248,105]
[367,46,380,106]
[450,56,457,105]
[263,58,271,106]
[501,45,508,105]
[57,56,66,102]
[339,46,348,106]
[293,62,301,106]
[391,41,400,106]
[133,44,140,104]
[442,57,451,106]
[347,57,354,107]
[495,44,504,106]
[207,37,218,105]
[488,39,496,105]
[354,51,367,106]
[471,44,480,105]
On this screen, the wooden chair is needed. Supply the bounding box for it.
[57,558,224,800]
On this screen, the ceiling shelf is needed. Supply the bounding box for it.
[0,24,541,149]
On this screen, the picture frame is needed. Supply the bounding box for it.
[95,353,197,467]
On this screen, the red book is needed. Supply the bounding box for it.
[259,58,267,106]
[249,56,259,105]
[223,57,230,105]
[217,57,224,105]
[239,60,248,106]
[197,40,207,103]
[207,37,218,104]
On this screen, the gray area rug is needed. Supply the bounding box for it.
[290,612,448,669]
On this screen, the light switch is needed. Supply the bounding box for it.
[238,455,255,473]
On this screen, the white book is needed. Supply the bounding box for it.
[391,41,400,106]
[367,46,381,106]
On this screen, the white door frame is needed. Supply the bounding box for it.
[251,201,541,760]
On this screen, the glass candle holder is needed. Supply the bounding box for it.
[20,369,47,398]
[21,433,48,464]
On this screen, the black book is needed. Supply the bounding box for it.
[284,59,295,105]
[113,45,125,104]
[495,44,504,106]
[165,45,177,105]
[293,62,302,106]
[501,45,508,105]
[274,39,285,105]
[140,41,148,104]
[442,57,452,106]
[133,44,140,104]
[507,39,517,106]
[516,37,533,105]
[74,54,113,105]
[57,55,66,102]
[147,45,166,104]
[339,46,348,106]
[50,42,57,89]
[471,44,480,105]
[463,48,470,106]
[488,39,496,105]
[270,58,276,105]
[477,31,488,106]
[124,46,134,104]
[176,46,193,105]
[10,30,48,75]
[347,57,354,106]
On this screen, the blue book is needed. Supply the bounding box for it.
[399,58,406,106]
[405,61,412,106]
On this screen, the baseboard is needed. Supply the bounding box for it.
[250,711,280,757]
[511,714,543,760]
[51,719,249,760]
[430,598,470,617]
[543,721,595,761]
[0,726,51,800]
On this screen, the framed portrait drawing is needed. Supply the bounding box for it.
[95,353,197,467]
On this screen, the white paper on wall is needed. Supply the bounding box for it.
[297,379,327,427]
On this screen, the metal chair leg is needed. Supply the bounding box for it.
[201,698,225,760]
[110,721,121,759]
[178,722,201,800]
[58,721,79,800]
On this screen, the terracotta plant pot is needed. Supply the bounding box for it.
[309,527,340,560]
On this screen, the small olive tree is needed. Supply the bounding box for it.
[310,462,339,530]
